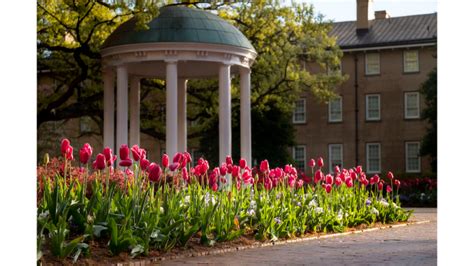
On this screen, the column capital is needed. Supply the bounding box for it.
[220,62,233,67]
[164,59,178,64]
[239,66,251,75]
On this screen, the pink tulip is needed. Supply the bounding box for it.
[356,165,362,174]
[239,158,247,169]
[373,174,380,184]
[236,180,241,190]
[140,158,150,171]
[314,170,323,183]
[219,163,227,176]
[345,178,353,188]
[93,153,106,170]
[83,143,93,157]
[162,154,169,168]
[232,165,240,178]
[183,152,192,165]
[148,163,162,182]
[79,148,90,164]
[334,165,340,175]
[394,179,401,189]
[309,159,316,168]
[297,179,304,189]
[226,155,233,166]
[335,177,342,186]
[317,157,324,168]
[61,138,71,155]
[119,158,132,167]
[260,160,269,173]
[173,152,183,164]
[325,184,332,193]
[169,162,179,172]
[103,147,116,166]
[119,144,130,161]
[212,183,218,191]
[65,146,74,161]
[325,174,333,185]
[386,185,392,193]
[182,167,189,182]
[378,181,383,191]
[350,171,357,181]
[264,177,272,190]
[387,171,394,180]
[227,164,233,174]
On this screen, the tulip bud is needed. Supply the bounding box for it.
[239,158,247,169]
[378,181,383,191]
[162,154,169,168]
[314,170,323,183]
[260,160,269,173]
[43,153,50,165]
[386,185,392,193]
[148,163,162,182]
[394,179,401,189]
[219,163,227,176]
[325,184,332,193]
[317,157,324,168]
[119,144,130,161]
[335,177,342,186]
[140,158,150,171]
[356,165,362,174]
[226,155,233,166]
[61,138,71,155]
[387,171,394,180]
[94,153,106,170]
[325,174,333,185]
[309,159,316,168]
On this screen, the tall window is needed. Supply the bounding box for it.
[404,50,419,73]
[366,94,381,121]
[365,53,380,75]
[329,144,343,172]
[293,99,306,124]
[366,143,381,173]
[293,145,306,172]
[404,92,420,119]
[328,96,343,122]
[406,142,421,173]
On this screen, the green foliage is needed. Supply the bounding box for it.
[420,68,437,172]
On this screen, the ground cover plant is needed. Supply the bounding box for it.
[37,139,411,263]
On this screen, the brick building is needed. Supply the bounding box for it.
[292,1,437,175]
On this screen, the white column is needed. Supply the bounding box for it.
[240,67,252,166]
[116,65,128,149]
[219,63,232,166]
[177,78,187,152]
[103,68,115,150]
[166,61,178,157]
[129,76,141,147]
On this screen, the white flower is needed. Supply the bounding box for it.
[276,192,283,200]
[249,200,257,210]
[184,195,190,204]
[38,210,49,220]
[247,209,256,216]
[308,199,318,208]
[371,207,379,215]
[337,210,343,220]
[379,199,389,207]
[315,207,324,214]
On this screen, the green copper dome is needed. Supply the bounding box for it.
[102,6,255,51]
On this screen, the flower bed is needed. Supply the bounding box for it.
[37,140,411,263]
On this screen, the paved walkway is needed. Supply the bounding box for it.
[164,208,437,266]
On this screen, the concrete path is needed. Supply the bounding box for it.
[163,208,437,266]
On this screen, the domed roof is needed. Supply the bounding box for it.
[102,6,255,51]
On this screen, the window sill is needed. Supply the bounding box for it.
[403,70,420,75]
[364,73,381,77]
[365,119,381,123]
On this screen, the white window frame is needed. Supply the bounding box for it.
[366,94,381,121]
[328,96,343,122]
[293,98,306,124]
[292,145,306,172]
[328,144,343,172]
[403,50,420,73]
[405,142,421,173]
[365,53,380,75]
[404,92,420,119]
[366,143,381,174]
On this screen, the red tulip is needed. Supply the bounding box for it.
[119,144,130,160]
[183,152,192,164]
[309,159,316,168]
[232,165,240,178]
[93,153,106,170]
[182,167,189,182]
[325,174,333,185]
[317,157,324,168]
[79,148,90,164]
[227,164,233,174]
[394,179,401,189]
[212,182,218,191]
[173,152,183,164]
[345,178,353,188]
[378,181,383,191]
[239,158,247,169]
[314,170,323,183]
[264,177,272,190]
[61,138,71,155]
[162,154,169,168]
[219,163,227,176]
[119,158,132,167]
[386,185,392,193]
[131,145,145,161]
[335,176,342,186]
[83,143,93,157]
[334,165,340,175]
[65,146,74,161]
[325,184,332,193]
[148,163,162,182]
[103,147,116,166]
[169,162,179,172]
[297,179,304,189]
[356,165,362,174]
[350,171,357,181]
[226,155,233,166]
[373,174,380,184]
[387,171,394,180]
[140,158,150,171]
[360,177,369,187]
[260,160,269,173]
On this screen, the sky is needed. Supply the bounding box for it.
[289,0,437,22]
